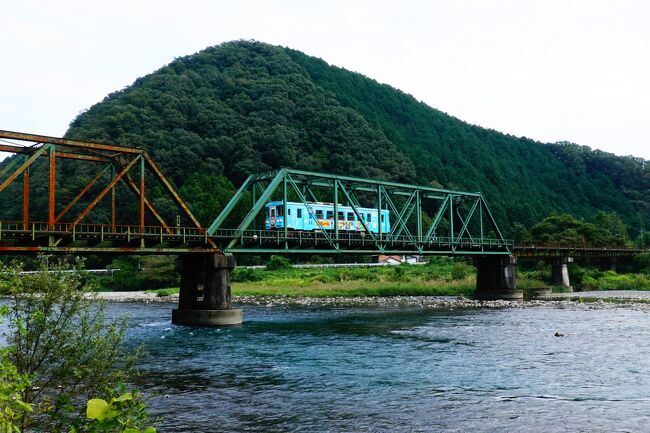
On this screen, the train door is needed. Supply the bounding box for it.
[269,206,277,228]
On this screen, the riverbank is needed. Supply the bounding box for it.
[91,290,650,310]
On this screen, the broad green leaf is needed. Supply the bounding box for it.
[86,398,109,420]
[15,400,32,412]
[143,427,157,433]
[114,392,133,402]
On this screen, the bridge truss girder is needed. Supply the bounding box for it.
[0,130,216,254]
[208,169,512,255]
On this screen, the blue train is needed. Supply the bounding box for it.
[265,201,390,233]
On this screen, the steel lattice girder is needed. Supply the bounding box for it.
[0,129,215,252]
[208,168,511,255]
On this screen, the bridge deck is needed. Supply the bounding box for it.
[0,220,512,255]
[514,245,645,258]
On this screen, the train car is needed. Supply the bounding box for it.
[265,201,390,233]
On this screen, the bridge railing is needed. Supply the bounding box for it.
[0,220,513,252]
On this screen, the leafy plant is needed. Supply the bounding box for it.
[0,257,144,432]
[83,389,155,433]
[0,348,32,433]
[266,256,291,271]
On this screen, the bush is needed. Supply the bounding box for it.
[450,262,473,280]
[0,257,148,432]
[389,266,407,282]
[231,268,263,282]
[266,256,291,271]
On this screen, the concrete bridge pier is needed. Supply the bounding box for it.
[551,257,573,290]
[172,253,243,326]
[473,255,522,301]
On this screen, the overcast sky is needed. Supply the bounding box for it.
[2,0,649,160]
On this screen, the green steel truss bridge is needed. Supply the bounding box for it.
[208,169,512,255]
[0,129,512,257]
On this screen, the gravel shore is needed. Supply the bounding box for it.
[91,290,650,310]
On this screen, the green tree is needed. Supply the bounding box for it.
[0,257,146,432]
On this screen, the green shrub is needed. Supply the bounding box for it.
[0,257,148,432]
[266,256,291,271]
[450,262,473,280]
[231,268,263,282]
[390,266,407,282]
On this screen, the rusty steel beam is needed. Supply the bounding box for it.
[49,145,56,228]
[0,130,141,155]
[55,164,111,223]
[0,144,49,194]
[72,155,140,226]
[140,155,145,233]
[142,153,203,231]
[111,165,116,231]
[0,154,23,181]
[23,165,29,230]
[46,150,107,162]
[0,246,220,255]
[122,172,172,233]
[0,143,107,162]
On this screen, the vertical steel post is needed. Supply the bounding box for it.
[478,197,483,246]
[140,155,145,247]
[48,144,55,231]
[283,174,288,249]
[334,180,339,244]
[23,157,29,230]
[140,155,145,233]
[449,195,454,244]
[416,189,422,243]
[111,164,116,231]
[252,182,257,231]
[377,185,382,242]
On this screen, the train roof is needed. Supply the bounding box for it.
[265,201,387,212]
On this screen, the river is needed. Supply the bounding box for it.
[113,301,650,432]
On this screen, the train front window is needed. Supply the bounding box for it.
[277,205,284,216]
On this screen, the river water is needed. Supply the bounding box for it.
[113,301,650,432]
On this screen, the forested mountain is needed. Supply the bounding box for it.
[5,41,649,233]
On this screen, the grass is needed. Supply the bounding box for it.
[144,260,478,297]
[144,288,179,297]
[141,262,650,299]
[232,278,475,297]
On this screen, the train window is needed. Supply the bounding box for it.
[366,213,371,222]
[297,209,302,218]
[316,210,323,219]
[288,208,291,216]
[326,211,333,219]
[338,211,344,220]
[381,214,385,223]
[347,212,354,221]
